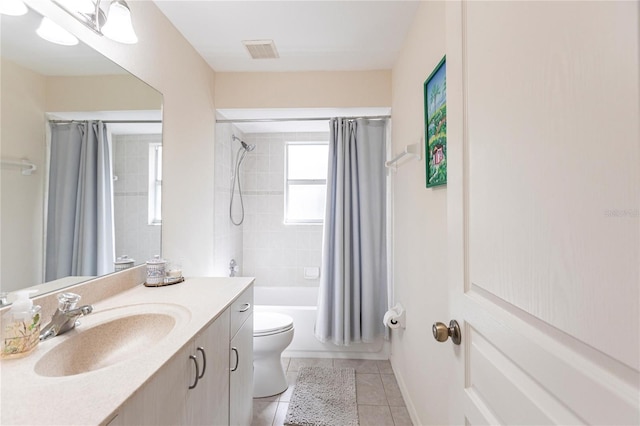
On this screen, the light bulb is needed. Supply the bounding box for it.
[0,0,28,16]
[101,0,137,44]
[36,17,79,46]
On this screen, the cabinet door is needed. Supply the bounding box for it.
[116,311,231,426]
[188,309,231,426]
[229,313,253,426]
[117,343,191,425]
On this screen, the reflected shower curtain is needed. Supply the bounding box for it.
[315,118,388,346]
[45,121,114,281]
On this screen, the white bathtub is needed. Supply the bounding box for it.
[253,286,390,360]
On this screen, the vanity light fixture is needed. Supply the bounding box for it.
[51,0,138,44]
[0,0,28,16]
[1,0,79,46]
[100,0,137,43]
[36,17,79,45]
[58,0,95,14]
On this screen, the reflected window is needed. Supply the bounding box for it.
[148,143,162,225]
[285,142,328,224]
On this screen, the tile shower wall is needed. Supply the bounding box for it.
[213,123,244,276]
[112,134,162,266]
[241,132,328,287]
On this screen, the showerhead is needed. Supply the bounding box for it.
[232,134,255,152]
[241,141,256,152]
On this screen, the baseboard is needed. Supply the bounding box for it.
[389,356,422,425]
[283,341,391,360]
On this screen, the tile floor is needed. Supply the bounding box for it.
[252,357,413,426]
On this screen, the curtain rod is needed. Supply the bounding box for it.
[216,115,391,124]
[49,120,162,124]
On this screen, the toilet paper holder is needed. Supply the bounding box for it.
[384,303,406,329]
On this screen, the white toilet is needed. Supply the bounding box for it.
[253,312,294,398]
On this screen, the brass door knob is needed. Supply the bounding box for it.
[432,320,461,345]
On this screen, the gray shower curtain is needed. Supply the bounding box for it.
[45,121,114,281]
[315,118,388,346]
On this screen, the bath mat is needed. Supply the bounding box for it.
[284,366,359,426]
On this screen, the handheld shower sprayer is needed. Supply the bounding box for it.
[241,140,256,151]
[232,134,256,152]
[229,134,255,226]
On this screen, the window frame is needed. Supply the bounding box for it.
[283,141,328,225]
[148,143,162,226]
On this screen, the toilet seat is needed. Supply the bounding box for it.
[254,312,294,337]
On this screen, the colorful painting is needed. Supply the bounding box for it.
[424,56,447,187]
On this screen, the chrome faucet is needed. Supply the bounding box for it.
[40,292,93,341]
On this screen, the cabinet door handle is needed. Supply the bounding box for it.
[239,303,251,312]
[196,346,206,379]
[188,354,199,389]
[230,347,239,372]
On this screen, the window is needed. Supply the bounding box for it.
[148,143,162,225]
[284,142,329,224]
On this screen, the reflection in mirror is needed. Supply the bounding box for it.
[1,6,163,303]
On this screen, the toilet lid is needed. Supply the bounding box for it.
[254,312,294,337]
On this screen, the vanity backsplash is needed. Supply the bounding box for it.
[0,266,146,320]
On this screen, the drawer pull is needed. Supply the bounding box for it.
[196,346,206,379]
[238,303,251,313]
[231,347,239,372]
[188,355,199,389]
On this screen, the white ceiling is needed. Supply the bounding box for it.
[153,0,420,72]
[2,1,414,133]
[154,1,413,131]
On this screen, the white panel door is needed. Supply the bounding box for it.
[445,1,639,424]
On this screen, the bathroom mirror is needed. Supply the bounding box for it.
[0,7,163,302]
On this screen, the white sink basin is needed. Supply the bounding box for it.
[34,303,190,377]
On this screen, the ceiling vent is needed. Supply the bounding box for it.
[242,39,279,59]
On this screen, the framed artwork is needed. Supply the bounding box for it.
[424,56,447,187]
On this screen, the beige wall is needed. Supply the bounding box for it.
[390,1,449,424]
[0,59,47,292]
[25,0,217,276]
[46,74,162,112]
[215,70,391,108]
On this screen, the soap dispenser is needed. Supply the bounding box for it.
[1,290,41,359]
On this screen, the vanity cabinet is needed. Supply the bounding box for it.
[114,310,231,425]
[110,340,191,425]
[229,286,253,425]
[2,277,255,425]
[188,309,231,425]
[110,285,253,426]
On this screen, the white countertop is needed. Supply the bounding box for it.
[0,276,254,425]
